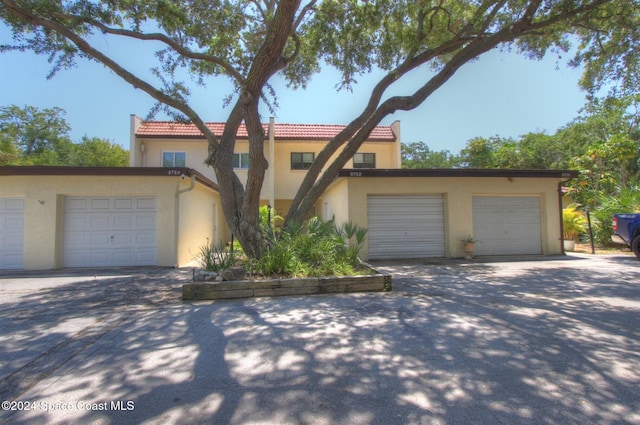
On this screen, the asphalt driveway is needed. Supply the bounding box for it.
[1,254,639,425]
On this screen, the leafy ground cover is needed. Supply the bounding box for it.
[197,214,373,279]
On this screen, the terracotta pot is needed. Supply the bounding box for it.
[463,242,475,259]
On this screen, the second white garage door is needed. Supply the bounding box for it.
[473,196,542,256]
[367,195,445,260]
[63,196,157,267]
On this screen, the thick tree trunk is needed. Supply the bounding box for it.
[207,0,301,259]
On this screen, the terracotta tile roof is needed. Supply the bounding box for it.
[136,121,396,141]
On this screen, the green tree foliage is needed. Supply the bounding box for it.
[69,136,129,167]
[457,133,570,169]
[516,133,569,169]
[0,136,22,165]
[564,96,640,208]
[459,137,503,168]
[401,141,460,168]
[0,105,129,166]
[2,0,638,258]
[0,104,73,164]
[589,181,640,246]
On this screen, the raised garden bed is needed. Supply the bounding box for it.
[182,273,392,301]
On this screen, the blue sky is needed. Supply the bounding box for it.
[0,25,588,154]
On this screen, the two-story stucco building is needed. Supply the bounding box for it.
[130,116,402,218]
[0,116,577,270]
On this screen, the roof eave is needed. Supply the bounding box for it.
[339,168,579,179]
[0,166,219,191]
[135,134,396,142]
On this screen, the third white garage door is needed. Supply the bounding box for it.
[473,196,542,256]
[367,195,445,260]
[63,196,157,267]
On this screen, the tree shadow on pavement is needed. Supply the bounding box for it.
[0,267,186,403]
[2,257,639,424]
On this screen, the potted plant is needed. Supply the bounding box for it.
[562,205,587,251]
[462,235,478,259]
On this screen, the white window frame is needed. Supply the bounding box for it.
[232,153,250,169]
[353,152,376,169]
[162,151,186,167]
[291,152,315,170]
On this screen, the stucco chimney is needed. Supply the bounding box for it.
[129,114,142,167]
[390,120,401,168]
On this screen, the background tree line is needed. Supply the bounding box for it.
[0,105,128,167]
[402,94,640,246]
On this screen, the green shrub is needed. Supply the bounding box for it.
[338,221,368,264]
[562,204,588,240]
[254,217,370,278]
[197,239,237,272]
[589,181,640,246]
[196,217,371,278]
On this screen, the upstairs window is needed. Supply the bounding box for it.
[291,152,315,170]
[232,153,250,169]
[163,152,186,167]
[353,153,376,168]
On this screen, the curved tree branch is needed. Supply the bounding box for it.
[76,19,247,85]
[2,0,219,148]
[286,0,616,224]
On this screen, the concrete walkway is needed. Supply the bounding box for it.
[1,255,639,424]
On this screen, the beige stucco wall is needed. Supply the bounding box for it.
[134,136,400,210]
[176,180,227,266]
[0,175,221,270]
[271,140,399,200]
[135,138,217,182]
[329,176,564,260]
[319,179,350,225]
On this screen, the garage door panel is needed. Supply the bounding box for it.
[134,250,156,262]
[65,216,88,230]
[114,198,133,209]
[2,253,22,267]
[89,233,112,246]
[86,252,110,265]
[5,217,24,233]
[3,198,24,210]
[65,198,88,210]
[114,215,133,228]
[473,196,541,256]
[90,198,111,209]
[64,234,86,247]
[63,196,157,267]
[368,195,445,260]
[0,197,24,270]
[136,198,156,209]
[136,233,156,244]
[112,233,134,246]
[135,215,156,229]
[90,215,111,230]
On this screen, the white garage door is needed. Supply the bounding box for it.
[0,198,24,270]
[63,196,157,267]
[367,195,445,260]
[473,196,542,256]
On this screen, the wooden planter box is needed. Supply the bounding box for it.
[182,273,392,301]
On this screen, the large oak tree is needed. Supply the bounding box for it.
[2,0,638,257]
